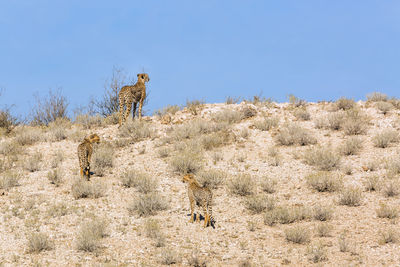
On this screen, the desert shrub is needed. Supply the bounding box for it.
[212,109,243,124]
[118,119,154,141]
[155,104,181,117]
[376,203,398,219]
[307,242,328,263]
[15,127,42,146]
[197,169,226,188]
[187,250,208,267]
[103,112,119,125]
[67,128,86,143]
[303,146,341,171]
[338,136,363,155]
[25,152,42,172]
[46,202,69,218]
[372,129,398,148]
[364,159,380,172]
[199,133,226,150]
[71,179,106,199]
[120,170,157,193]
[338,187,363,206]
[376,101,393,114]
[267,146,282,166]
[293,108,311,121]
[316,223,333,237]
[379,228,398,244]
[342,109,368,135]
[382,180,400,197]
[228,173,255,196]
[50,150,64,168]
[260,176,277,193]
[157,148,171,158]
[284,226,310,244]
[253,116,279,131]
[160,247,181,265]
[386,158,400,175]
[245,195,275,214]
[327,112,345,130]
[263,205,311,225]
[313,204,334,221]
[76,217,108,252]
[313,116,326,129]
[0,140,23,156]
[367,92,388,102]
[0,107,18,134]
[170,149,203,174]
[276,123,316,146]
[288,94,307,107]
[31,89,69,126]
[0,171,20,189]
[47,168,63,187]
[335,97,355,110]
[48,125,67,142]
[143,218,165,247]
[364,175,381,191]
[128,192,168,217]
[27,232,53,253]
[75,114,104,129]
[241,105,257,119]
[225,96,241,104]
[92,143,114,176]
[186,99,204,115]
[342,163,353,175]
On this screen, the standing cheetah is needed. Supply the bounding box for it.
[182,173,215,228]
[118,73,150,126]
[77,134,100,180]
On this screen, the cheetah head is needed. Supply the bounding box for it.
[182,173,194,183]
[137,73,150,83]
[88,134,100,144]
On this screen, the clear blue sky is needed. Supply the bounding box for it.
[1,1,399,118]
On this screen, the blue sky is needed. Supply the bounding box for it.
[1,1,400,118]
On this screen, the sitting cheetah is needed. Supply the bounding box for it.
[118,73,150,126]
[77,134,100,180]
[182,173,215,228]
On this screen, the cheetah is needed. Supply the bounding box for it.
[77,134,100,180]
[182,173,215,228]
[118,73,150,126]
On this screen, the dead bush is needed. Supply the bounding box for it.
[260,176,277,193]
[0,171,20,189]
[276,123,316,146]
[293,108,311,121]
[228,173,255,196]
[338,136,363,155]
[342,109,368,135]
[186,99,204,115]
[25,152,42,172]
[313,204,334,221]
[170,149,203,174]
[47,168,63,187]
[155,104,181,117]
[212,109,243,124]
[92,143,114,176]
[27,232,53,253]
[303,146,341,171]
[143,218,165,247]
[382,180,400,197]
[314,116,326,129]
[74,114,104,129]
[307,242,328,263]
[0,140,23,156]
[160,247,181,265]
[128,192,168,217]
[288,94,307,107]
[364,175,381,191]
[31,89,69,126]
[379,228,398,244]
[284,226,311,244]
[327,112,345,130]
[376,101,393,114]
[157,148,171,158]
[253,116,279,131]
[241,105,257,119]
[338,186,363,206]
[264,205,311,225]
[71,179,106,199]
[245,195,275,214]
[76,217,108,252]
[372,129,398,148]
[316,223,333,237]
[0,107,18,134]
[197,169,226,188]
[367,92,388,102]
[376,203,398,219]
[335,97,355,110]
[15,127,42,146]
[118,119,154,141]
[120,170,157,193]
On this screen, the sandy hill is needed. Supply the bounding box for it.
[1,95,400,266]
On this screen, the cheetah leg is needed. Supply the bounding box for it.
[119,98,124,127]
[132,102,137,119]
[86,167,90,181]
[80,167,84,177]
[138,98,144,120]
[203,204,209,227]
[189,200,195,223]
[125,100,132,123]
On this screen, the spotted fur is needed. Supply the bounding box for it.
[118,73,150,126]
[77,134,100,180]
[182,173,215,227]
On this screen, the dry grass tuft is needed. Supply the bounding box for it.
[212,109,243,124]
[316,223,333,237]
[253,116,279,131]
[339,136,363,155]
[382,180,400,197]
[307,242,328,263]
[245,195,275,214]
[376,101,393,114]
[303,146,341,171]
[15,127,43,146]
[92,142,114,176]
[186,99,204,115]
[228,173,255,196]
[74,114,104,129]
[378,228,398,245]
[260,176,277,193]
[376,203,398,219]
[128,192,168,217]
[25,152,42,172]
[372,129,398,148]
[76,217,108,252]
[143,218,165,247]
[367,92,388,102]
[0,171,20,189]
[120,170,157,193]
[27,232,53,253]
[276,123,316,146]
[338,186,363,206]
[263,205,311,226]
[118,119,155,141]
[197,169,226,188]
[335,97,355,110]
[313,204,334,221]
[71,179,106,199]
[284,226,311,244]
[364,175,381,191]
[342,109,369,135]
[47,168,63,187]
[160,247,181,265]
[170,149,203,174]
[293,107,311,121]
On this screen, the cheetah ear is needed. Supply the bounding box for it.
[137,74,140,77]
